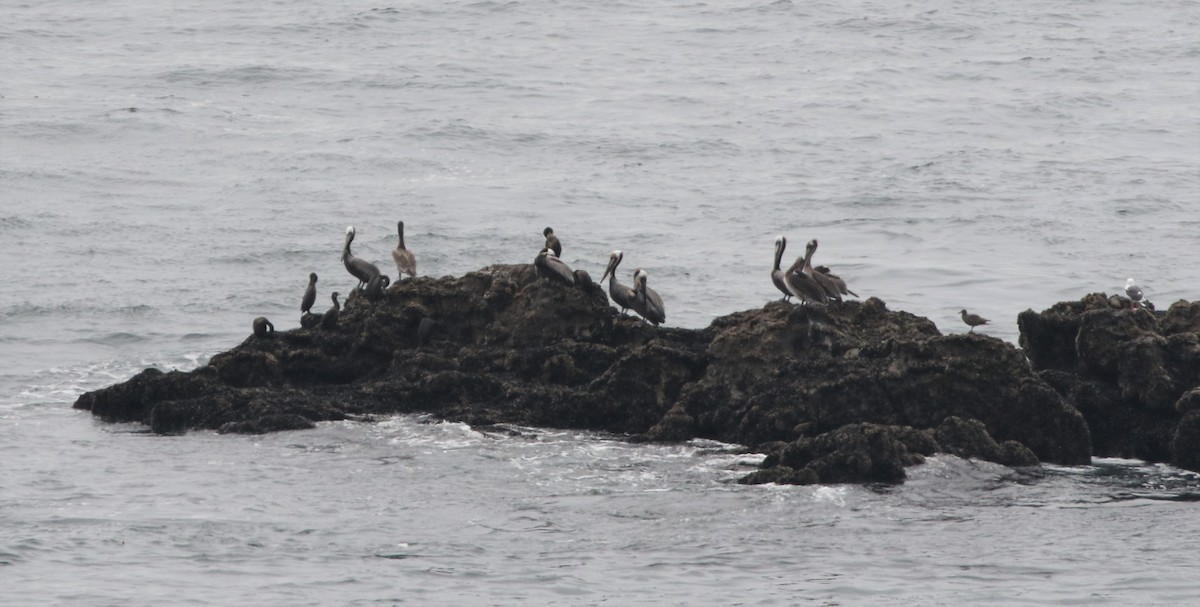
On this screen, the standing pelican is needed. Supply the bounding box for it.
[343,226,381,290]
[771,236,792,301]
[803,239,842,303]
[322,292,341,330]
[534,248,576,286]
[543,227,562,258]
[301,272,318,314]
[630,268,666,325]
[1125,278,1144,307]
[600,250,635,314]
[392,221,417,281]
[960,309,989,332]
[784,242,829,305]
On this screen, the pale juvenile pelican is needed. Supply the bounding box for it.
[392,220,417,281]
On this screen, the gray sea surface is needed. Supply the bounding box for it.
[3,0,1200,604]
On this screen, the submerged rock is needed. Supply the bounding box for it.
[76,263,1095,485]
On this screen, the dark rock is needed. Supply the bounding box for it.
[1020,293,1200,470]
[743,423,928,485]
[934,416,1038,467]
[77,264,1099,484]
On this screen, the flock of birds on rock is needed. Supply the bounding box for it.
[249,220,1154,339]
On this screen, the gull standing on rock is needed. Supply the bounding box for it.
[631,268,666,325]
[600,250,636,314]
[771,236,793,301]
[960,309,989,332]
[343,226,381,290]
[1125,278,1144,307]
[392,221,417,281]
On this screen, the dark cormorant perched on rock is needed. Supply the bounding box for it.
[322,292,341,330]
[365,274,390,302]
[301,272,318,314]
[543,227,562,258]
[252,317,274,337]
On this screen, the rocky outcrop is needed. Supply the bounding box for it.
[76,264,1094,485]
[1019,293,1200,470]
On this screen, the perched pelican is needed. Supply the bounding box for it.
[534,248,576,286]
[301,272,318,314]
[252,317,274,338]
[392,220,417,281]
[771,236,792,301]
[814,265,859,298]
[322,292,341,330]
[600,250,636,314]
[803,239,842,303]
[784,242,829,305]
[630,268,666,325]
[543,227,562,258]
[1125,278,1144,306]
[343,226,381,290]
[960,309,989,332]
[365,274,390,302]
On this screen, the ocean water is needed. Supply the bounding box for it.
[3,0,1199,603]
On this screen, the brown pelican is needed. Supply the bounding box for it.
[960,309,989,332]
[771,236,792,301]
[630,268,666,325]
[784,242,829,305]
[252,317,274,338]
[803,239,842,303]
[343,226,381,290]
[364,274,390,302]
[322,292,341,329]
[534,248,576,286]
[600,250,636,314]
[392,220,417,281]
[1125,278,1144,307]
[543,227,562,258]
[301,272,318,314]
[814,265,858,298]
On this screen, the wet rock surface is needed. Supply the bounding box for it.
[1019,293,1200,471]
[77,264,1096,485]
